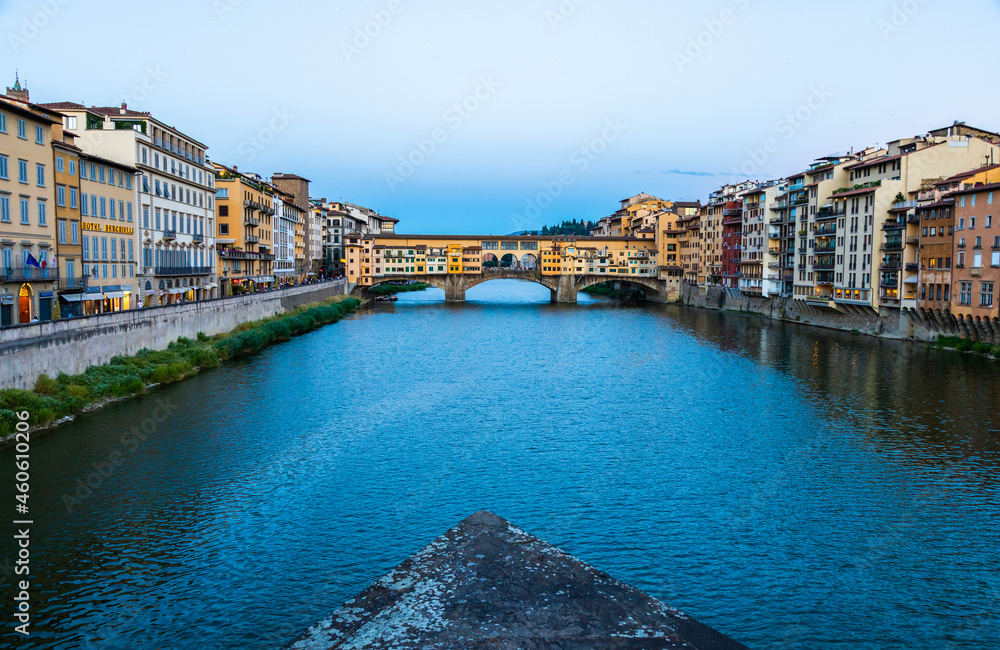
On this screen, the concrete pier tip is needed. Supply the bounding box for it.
[287,511,748,649]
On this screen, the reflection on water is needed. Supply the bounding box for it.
[2,280,998,649]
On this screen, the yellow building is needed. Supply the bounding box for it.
[51,126,84,316]
[213,163,276,295]
[78,152,140,313]
[0,81,61,325]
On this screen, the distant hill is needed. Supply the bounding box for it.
[508,220,596,237]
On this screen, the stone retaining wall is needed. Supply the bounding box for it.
[0,280,347,391]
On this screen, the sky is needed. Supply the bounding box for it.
[3,0,1000,235]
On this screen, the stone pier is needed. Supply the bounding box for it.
[287,511,748,649]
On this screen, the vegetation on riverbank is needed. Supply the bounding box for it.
[935,335,1000,358]
[0,297,361,436]
[367,283,432,296]
[582,285,645,300]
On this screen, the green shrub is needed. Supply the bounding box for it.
[956,339,974,352]
[972,342,992,355]
[34,374,57,395]
[937,336,963,349]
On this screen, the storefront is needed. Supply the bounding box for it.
[79,286,134,315]
[0,293,14,327]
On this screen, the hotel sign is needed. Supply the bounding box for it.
[82,222,134,235]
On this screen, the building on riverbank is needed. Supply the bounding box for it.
[0,81,62,325]
[41,101,218,307]
[77,151,139,313]
[51,127,84,317]
[951,181,1000,321]
[214,163,277,294]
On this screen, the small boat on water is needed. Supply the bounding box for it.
[375,295,399,303]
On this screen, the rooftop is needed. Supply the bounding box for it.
[287,511,747,650]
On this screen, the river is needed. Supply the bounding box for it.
[2,280,999,649]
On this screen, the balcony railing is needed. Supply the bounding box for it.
[813,262,835,270]
[154,266,212,277]
[814,243,836,252]
[245,215,260,227]
[2,267,59,283]
[193,234,205,243]
[882,220,905,231]
[892,200,919,210]
[881,240,904,251]
[246,235,260,244]
[163,230,177,240]
[61,275,89,290]
[906,263,919,272]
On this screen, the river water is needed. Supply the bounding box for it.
[2,280,999,649]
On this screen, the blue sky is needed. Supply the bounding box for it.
[3,0,1000,234]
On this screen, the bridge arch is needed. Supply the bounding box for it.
[499,254,519,269]
[576,275,668,302]
[520,254,538,270]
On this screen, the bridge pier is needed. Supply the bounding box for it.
[552,274,577,304]
[445,275,466,303]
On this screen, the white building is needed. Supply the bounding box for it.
[43,102,216,305]
[274,191,297,283]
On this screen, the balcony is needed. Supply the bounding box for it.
[219,248,261,260]
[882,220,905,231]
[907,214,920,225]
[60,275,89,290]
[881,240,904,251]
[880,278,900,288]
[813,262,835,271]
[970,267,983,277]
[815,207,844,221]
[246,235,260,244]
[163,230,177,240]
[906,263,919,272]
[245,215,260,227]
[892,200,919,210]
[193,234,205,243]
[770,202,788,212]
[906,237,919,246]
[814,243,836,253]
[815,225,837,236]
[879,262,902,271]
[154,266,212,277]
[1,266,61,283]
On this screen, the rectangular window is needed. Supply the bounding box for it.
[36,163,45,187]
[101,237,108,261]
[57,185,66,207]
[70,188,78,209]
[92,237,98,261]
[56,157,64,173]
[20,198,29,224]
[17,119,26,138]
[99,166,105,183]
[127,202,133,222]
[109,198,116,220]
[68,160,76,176]
[18,159,28,183]
[0,113,5,133]
[0,155,7,180]
[37,201,46,226]
[111,238,117,261]
[100,197,107,218]
[981,282,994,308]
[35,125,43,144]
[71,221,79,244]
[125,174,132,190]
[82,236,90,261]
[128,239,134,261]
[81,193,89,216]
[0,195,9,223]
[58,220,67,244]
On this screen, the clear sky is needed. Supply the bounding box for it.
[4,0,999,234]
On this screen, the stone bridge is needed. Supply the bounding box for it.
[354,271,673,303]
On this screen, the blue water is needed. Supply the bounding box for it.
[2,280,999,649]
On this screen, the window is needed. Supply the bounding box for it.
[98,166,105,183]
[71,221,78,244]
[35,125,43,144]
[125,174,132,190]
[0,113,5,133]
[68,161,76,176]
[971,217,976,229]
[111,238,117,262]
[36,163,45,187]
[100,197,107,218]
[959,281,973,306]
[127,202,133,222]
[20,198,29,224]
[17,119,26,139]
[958,217,965,230]
[37,201,46,226]
[70,188,77,209]
[18,159,28,183]
[109,198,116,220]
[101,237,108,261]
[80,194,89,216]
[981,282,994,308]
[128,239,134,261]
[56,157,64,172]
[0,195,9,223]
[0,155,7,180]
[58,220,67,244]
[57,185,65,207]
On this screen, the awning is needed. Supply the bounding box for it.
[253,276,275,283]
[205,283,218,289]
[102,291,128,300]
[166,288,187,295]
[904,275,919,284]
[59,294,86,303]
